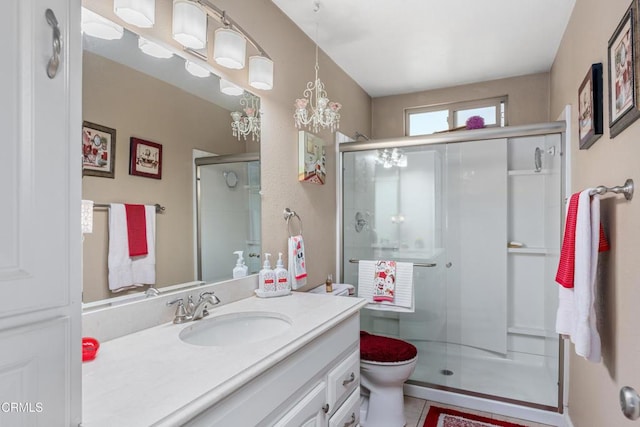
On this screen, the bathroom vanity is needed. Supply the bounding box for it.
[82,292,366,426]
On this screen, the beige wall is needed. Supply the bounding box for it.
[82,51,243,302]
[371,73,550,138]
[83,0,372,296]
[550,0,640,425]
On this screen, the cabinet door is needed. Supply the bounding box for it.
[274,382,327,427]
[0,0,81,425]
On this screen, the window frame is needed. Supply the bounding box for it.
[405,96,508,136]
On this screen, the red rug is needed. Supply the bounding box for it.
[424,406,527,427]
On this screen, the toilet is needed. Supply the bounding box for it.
[359,331,418,427]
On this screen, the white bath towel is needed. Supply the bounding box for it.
[555,190,602,363]
[358,260,414,313]
[108,204,156,292]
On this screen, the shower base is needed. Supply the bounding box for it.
[409,340,558,409]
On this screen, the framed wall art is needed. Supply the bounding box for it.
[578,63,603,149]
[608,3,640,138]
[298,131,326,185]
[129,137,162,179]
[82,121,116,178]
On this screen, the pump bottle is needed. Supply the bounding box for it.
[259,253,276,292]
[232,251,248,278]
[274,252,290,291]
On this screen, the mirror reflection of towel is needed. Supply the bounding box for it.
[108,204,156,292]
[373,260,396,302]
[125,204,148,257]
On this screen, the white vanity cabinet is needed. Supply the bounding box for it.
[184,312,361,427]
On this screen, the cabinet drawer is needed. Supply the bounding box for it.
[327,349,360,410]
[329,388,360,427]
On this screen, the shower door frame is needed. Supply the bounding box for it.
[195,152,260,281]
[336,121,566,413]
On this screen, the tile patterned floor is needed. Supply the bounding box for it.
[404,396,556,427]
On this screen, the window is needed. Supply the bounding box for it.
[406,96,507,136]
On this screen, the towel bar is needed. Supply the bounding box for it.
[94,203,166,213]
[349,259,436,268]
[589,178,634,201]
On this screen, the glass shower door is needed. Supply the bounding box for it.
[341,133,562,409]
[341,144,449,387]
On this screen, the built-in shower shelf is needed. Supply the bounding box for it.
[507,247,548,254]
[507,326,547,337]
[508,169,552,176]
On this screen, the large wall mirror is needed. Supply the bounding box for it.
[82,20,261,304]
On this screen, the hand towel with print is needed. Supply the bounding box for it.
[373,260,396,302]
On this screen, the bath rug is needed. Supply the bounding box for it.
[424,406,527,427]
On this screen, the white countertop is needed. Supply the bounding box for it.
[82,292,366,426]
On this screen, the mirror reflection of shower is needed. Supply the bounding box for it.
[196,153,261,282]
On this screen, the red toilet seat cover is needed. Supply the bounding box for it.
[360,331,417,363]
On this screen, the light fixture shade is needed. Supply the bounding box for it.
[213,28,246,69]
[114,0,155,28]
[220,79,244,96]
[185,60,210,78]
[248,56,274,90]
[138,37,173,59]
[172,0,207,50]
[81,8,124,40]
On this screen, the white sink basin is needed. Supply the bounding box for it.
[179,311,293,347]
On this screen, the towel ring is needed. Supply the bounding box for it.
[283,208,303,236]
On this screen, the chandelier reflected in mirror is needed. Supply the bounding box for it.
[231,93,261,142]
[293,2,341,133]
[376,148,407,168]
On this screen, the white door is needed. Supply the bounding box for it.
[0,0,81,425]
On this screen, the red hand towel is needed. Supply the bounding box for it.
[556,193,580,288]
[556,193,610,288]
[125,204,148,257]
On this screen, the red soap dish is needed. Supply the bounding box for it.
[82,337,100,362]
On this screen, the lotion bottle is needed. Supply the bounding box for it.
[232,251,248,278]
[274,252,290,292]
[259,253,276,292]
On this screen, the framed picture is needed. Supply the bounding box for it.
[82,121,116,178]
[608,3,640,138]
[578,63,603,149]
[129,137,162,179]
[298,131,326,185]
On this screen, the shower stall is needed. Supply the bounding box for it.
[339,123,565,411]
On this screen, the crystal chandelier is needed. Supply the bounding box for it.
[231,93,261,142]
[293,3,341,133]
[376,148,407,168]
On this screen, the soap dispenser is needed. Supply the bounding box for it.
[274,252,290,291]
[232,251,248,278]
[259,253,276,292]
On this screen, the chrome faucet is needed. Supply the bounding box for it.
[190,291,221,321]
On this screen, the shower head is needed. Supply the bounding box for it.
[354,131,370,141]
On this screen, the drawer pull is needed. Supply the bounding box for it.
[343,413,356,426]
[322,403,330,414]
[342,372,356,386]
